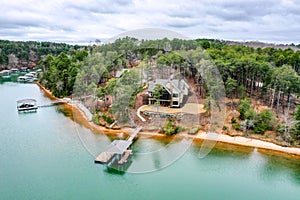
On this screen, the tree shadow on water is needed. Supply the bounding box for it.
[260,154,300,185]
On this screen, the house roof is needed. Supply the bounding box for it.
[148,79,189,94]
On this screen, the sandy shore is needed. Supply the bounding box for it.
[194,132,300,158]
[36,82,300,159]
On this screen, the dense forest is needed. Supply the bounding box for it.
[0,40,83,69]
[39,50,88,97]
[3,37,300,145]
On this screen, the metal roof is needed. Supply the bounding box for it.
[148,79,189,94]
[105,140,132,154]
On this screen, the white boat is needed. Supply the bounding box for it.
[29,71,37,76]
[25,73,36,78]
[25,73,38,81]
[10,68,20,74]
[18,76,33,83]
[0,70,11,78]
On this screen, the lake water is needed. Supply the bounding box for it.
[0,82,300,200]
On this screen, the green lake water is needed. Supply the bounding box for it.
[0,82,300,200]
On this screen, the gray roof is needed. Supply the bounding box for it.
[105,140,132,154]
[148,79,189,93]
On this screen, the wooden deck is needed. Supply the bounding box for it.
[118,150,132,165]
[128,126,142,142]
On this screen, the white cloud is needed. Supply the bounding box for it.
[0,0,299,44]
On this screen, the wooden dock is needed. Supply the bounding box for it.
[128,126,142,142]
[94,126,142,165]
[118,150,132,165]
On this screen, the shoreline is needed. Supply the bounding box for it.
[36,82,300,160]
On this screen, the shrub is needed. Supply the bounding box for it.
[163,119,182,135]
[231,117,237,124]
[102,113,114,124]
[253,109,277,134]
[277,125,287,136]
[277,125,299,143]
[238,99,251,120]
[92,115,100,125]
[254,122,267,134]
[259,109,276,130]
[188,127,200,135]
[245,109,257,120]
[233,123,241,131]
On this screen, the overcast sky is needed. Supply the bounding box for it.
[1,0,299,44]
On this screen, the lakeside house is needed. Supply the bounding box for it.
[148,78,190,108]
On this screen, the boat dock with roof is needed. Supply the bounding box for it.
[95,126,142,165]
[17,98,69,112]
[17,99,38,112]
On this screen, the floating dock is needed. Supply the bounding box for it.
[95,126,142,165]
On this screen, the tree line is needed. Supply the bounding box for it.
[0,40,83,69]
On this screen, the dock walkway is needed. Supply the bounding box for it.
[128,126,143,142]
[38,99,67,108]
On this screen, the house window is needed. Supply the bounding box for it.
[173,101,178,105]
[173,93,178,97]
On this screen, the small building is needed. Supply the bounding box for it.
[94,140,132,164]
[148,78,190,107]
